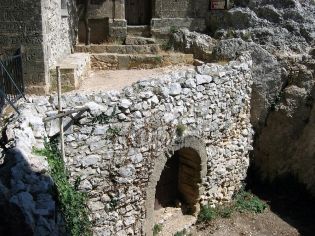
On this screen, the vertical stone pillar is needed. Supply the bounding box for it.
[108,0,127,40]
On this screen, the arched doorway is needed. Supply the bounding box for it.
[125,0,152,25]
[144,136,207,235]
[155,148,202,214]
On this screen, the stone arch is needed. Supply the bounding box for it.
[144,136,207,235]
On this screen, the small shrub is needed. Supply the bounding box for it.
[154,56,163,63]
[226,28,236,39]
[153,223,163,236]
[176,124,186,137]
[198,189,267,223]
[234,189,267,214]
[198,205,217,222]
[242,31,252,41]
[170,26,179,34]
[216,204,234,218]
[109,197,119,210]
[174,229,191,236]
[162,39,174,51]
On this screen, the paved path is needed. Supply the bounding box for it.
[77,65,193,92]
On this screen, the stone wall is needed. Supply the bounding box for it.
[0,0,46,92]
[154,0,209,18]
[0,0,76,94]
[151,0,209,35]
[3,53,253,235]
[42,0,76,79]
[87,0,124,19]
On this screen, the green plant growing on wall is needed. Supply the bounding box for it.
[109,197,119,210]
[34,140,92,236]
[270,90,284,111]
[170,26,179,34]
[226,28,236,39]
[153,223,163,236]
[107,126,121,139]
[176,124,186,137]
[92,106,117,124]
[242,31,252,41]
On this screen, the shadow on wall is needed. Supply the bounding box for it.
[0,148,62,235]
[247,167,315,236]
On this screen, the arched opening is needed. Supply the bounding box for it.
[155,148,202,214]
[144,136,207,235]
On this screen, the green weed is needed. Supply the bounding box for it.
[107,126,121,139]
[198,188,267,222]
[174,229,192,236]
[234,189,267,213]
[170,26,179,34]
[153,223,163,236]
[34,140,92,236]
[176,124,186,137]
[198,205,217,221]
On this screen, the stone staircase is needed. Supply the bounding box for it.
[127,25,151,37]
[74,26,194,70]
[51,26,194,91]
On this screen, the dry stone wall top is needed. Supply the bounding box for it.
[4,52,253,236]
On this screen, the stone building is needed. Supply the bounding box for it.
[0,0,230,94]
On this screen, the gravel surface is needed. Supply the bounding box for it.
[190,210,300,236]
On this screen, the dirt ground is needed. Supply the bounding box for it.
[78,66,193,92]
[190,210,299,236]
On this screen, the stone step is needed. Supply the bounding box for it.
[90,52,194,70]
[50,53,90,92]
[125,36,156,45]
[75,44,160,54]
[127,25,151,37]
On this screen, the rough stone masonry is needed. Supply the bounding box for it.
[2,52,253,235]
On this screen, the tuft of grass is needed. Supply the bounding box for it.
[170,26,179,34]
[198,188,267,222]
[162,39,174,51]
[153,223,163,236]
[198,205,217,222]
[234,189,267,214]
[174,229,192,236]
[154,56,163,64]
[226,28,236,39]
[34,140,92,236]
[92,106,116,124]
[242,31,252,41]
[176,124,186,137]
[107,126,121,139]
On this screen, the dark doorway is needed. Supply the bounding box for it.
[155,148,201,214]
[125,0,152,25]
[78,18,109,44]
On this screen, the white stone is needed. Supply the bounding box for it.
[81,155,100,167]
[196,74,212,85]
[168,83,182,96]
[120,99,132,109]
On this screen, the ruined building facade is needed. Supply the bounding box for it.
[0,0,217,93]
